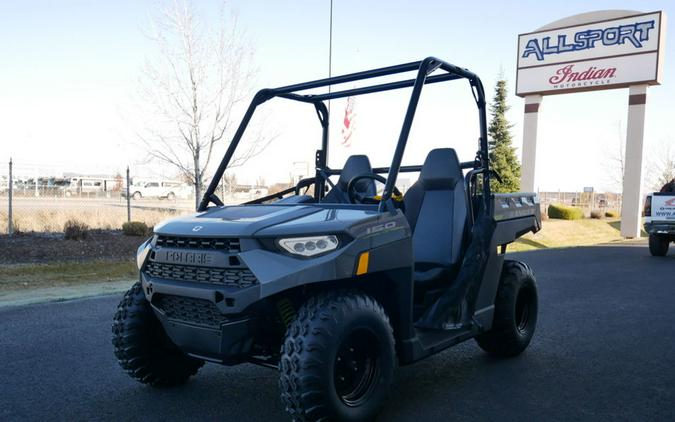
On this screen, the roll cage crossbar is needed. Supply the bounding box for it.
[198,56,491,214]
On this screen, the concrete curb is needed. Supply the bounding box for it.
[0,280,134,309]
[0,241,648,310]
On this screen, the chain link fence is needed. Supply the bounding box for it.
[1,160,187,235]
[1,159,278,235]
[538,191,623,217]
[3,158,626,235]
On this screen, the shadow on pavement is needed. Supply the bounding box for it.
[1,243,674,421]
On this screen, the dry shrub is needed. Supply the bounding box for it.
[64,219,90,240]
[605,210,620,218]
[548,203,583,220]
[590,210,604,219]
[123,221,151,236]
[0,207,177,233]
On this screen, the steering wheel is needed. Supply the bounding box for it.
[347,173,402,205]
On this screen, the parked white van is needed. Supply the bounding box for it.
[124,180,192,200]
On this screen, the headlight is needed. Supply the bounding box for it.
[136,237,153,269]
[278,235,339,257]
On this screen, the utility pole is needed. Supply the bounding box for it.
[126,166,131,223]
[8,158,13,236]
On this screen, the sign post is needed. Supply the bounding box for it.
[621,84,648,237]
[521,95,543,191]
[516,10,667,238]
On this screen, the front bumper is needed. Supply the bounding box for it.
[141,273,258,363]
[644,222,675,236]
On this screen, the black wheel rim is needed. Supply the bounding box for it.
[334,328,380,407]
[515,287,532,334]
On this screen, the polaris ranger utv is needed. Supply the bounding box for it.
[113,57,542,421]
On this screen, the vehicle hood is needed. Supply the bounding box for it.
[153,204,381,237]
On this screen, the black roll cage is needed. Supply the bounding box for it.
[198,56,491,216]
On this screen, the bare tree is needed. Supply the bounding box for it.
[255,176,266,188]
[605,123,675,193]
[605,121,626,191]
[138,0,269,209]
[222,172,237,194]
[647,139,675,191]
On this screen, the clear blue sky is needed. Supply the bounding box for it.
[0,0,673,191]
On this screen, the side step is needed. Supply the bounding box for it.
[415,325,479,356]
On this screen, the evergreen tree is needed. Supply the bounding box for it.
[488,79,521,193]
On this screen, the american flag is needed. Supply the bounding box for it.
[341,96,356,147]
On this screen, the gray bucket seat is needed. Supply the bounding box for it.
[404,148,468,285]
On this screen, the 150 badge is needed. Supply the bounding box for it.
[366,221,397,235]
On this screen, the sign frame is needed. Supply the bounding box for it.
[515,10,665,97]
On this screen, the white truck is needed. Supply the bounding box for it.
[125,181,192,200]
[644,193,675,256]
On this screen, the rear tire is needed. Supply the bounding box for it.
[166,192,176,201]
[112,283,204,387]
[132,191,142,200]
[279,291,396,422]
[475,260,538,357]
[649,234,670,256]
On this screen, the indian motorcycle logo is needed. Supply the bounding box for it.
[548,64,617,89]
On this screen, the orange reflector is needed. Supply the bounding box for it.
[356,252,369,275]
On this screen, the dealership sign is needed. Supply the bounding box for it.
[516,11,665,96]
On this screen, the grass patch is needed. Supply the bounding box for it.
[0,259,136,292]
[508,218,626,252]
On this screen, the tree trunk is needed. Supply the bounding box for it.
[194,177,201,211]
[194,153,201,211]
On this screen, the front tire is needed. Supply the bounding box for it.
[279,291,396,422]
[649,234,670,256]
[475,260,538,357]
[132,191,142,200]
[112,283,204,387]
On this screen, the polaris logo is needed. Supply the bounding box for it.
[161,250,214,265]
[192,226,203,232]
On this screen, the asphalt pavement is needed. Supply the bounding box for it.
[1,243,674,421]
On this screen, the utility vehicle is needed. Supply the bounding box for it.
[113,57,542,422]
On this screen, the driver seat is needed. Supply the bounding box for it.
[321,155,376,203]
[403,148,468,286]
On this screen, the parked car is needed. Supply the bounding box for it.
[123,180,192,200]
[64,178,106,197]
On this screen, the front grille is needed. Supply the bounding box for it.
[153,294,227,328]
[144,261,258,288]
[155,235,241,252]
